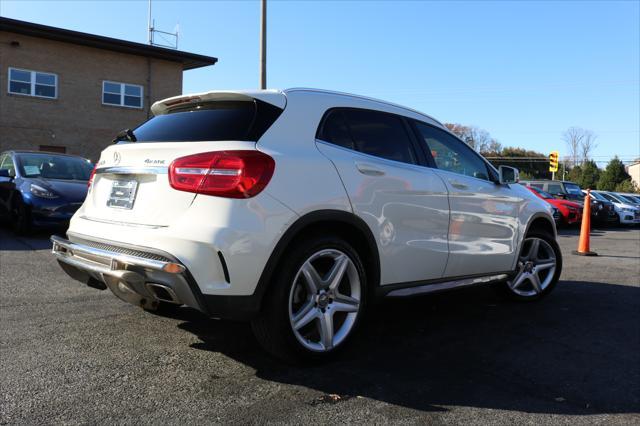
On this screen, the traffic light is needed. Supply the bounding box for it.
[549,151,559,173]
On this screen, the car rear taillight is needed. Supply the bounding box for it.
[168,151,275,198]
[88,163,98,189]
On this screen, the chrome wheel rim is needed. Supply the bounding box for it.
[288,249,361,352]
[507,237,557,297]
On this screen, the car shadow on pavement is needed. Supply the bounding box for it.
[0,227,59,251]
[174,280,640,416]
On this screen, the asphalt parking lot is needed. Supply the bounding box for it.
[1,225,639,424]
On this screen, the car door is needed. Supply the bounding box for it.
[412,122,522,277]
[315,108,450,285]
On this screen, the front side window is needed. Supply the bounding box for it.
[0,155,16,177]
[16,153,93,181]
[318,108,418,165]
[414,122,490,180]
[8,68,57,99]
[102,81,143,108]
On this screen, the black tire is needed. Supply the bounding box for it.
[10,197,32,235]
[251,234,367,364]
[499,230,562,302]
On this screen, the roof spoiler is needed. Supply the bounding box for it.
[151,90,287,116]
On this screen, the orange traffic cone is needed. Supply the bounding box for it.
[572,189,598,256]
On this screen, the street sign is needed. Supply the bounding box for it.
[549,151,559,173]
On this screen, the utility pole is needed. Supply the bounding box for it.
[260,0,267,89]
[148,0,153,44]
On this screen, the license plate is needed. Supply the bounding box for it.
[107,180,138,209]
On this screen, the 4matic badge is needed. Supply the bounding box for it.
[144,159,166,165]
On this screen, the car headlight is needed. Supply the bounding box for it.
[30,184,59,199]
[622,208,634,212]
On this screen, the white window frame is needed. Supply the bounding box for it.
[102,81,144,109]
[7,67,58,99]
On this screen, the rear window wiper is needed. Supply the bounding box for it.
[112,128,137,143]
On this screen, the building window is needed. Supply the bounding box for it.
[102,81,143,108]
[8,67,57,99]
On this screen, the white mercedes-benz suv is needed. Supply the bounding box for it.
[51,88,562,362]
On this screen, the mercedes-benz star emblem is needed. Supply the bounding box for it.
[113,151,121,165]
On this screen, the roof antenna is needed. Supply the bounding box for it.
[147,0,179,49]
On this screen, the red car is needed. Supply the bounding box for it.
[526,186,582,226]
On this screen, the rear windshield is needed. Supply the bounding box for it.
[128,100,282,143]
[17,153,93,180]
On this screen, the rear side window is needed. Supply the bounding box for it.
[318,108,417,165]
[318,110,354,150]
[130,100,282,142]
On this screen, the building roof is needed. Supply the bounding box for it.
[0,17,217,70]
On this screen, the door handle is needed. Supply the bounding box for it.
[449,180,468,190]
[356,162,385,176]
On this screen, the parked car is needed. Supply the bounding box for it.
[521,180,616,226]
[51,89,562,362]
[622,193,640,203]
[524,185,582,226]
[0,151,93,233]
[520,179,584,202]
[591,191,640,226]
[614,192,640,209]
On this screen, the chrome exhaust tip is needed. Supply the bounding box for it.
[145,283,181,304]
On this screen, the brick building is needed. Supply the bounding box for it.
[0,17,217,161]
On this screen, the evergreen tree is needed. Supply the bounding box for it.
[597,157,630,191]
[578,160,600,190]
[614,179,639,194]
[567,165,582,184]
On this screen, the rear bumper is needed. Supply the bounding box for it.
[51,235,261,320]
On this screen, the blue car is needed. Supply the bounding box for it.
[0,151,93,234]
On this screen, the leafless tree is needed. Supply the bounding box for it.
[579,130,598,165]
[562,127,585,167]
[445,123,502,154]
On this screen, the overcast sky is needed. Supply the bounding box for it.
[2,0,639,164]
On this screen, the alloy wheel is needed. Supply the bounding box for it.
[507,237,557,297]
[288,249,361,352]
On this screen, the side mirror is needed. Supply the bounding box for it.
[498,165,519,185]
[0,169,14,179]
